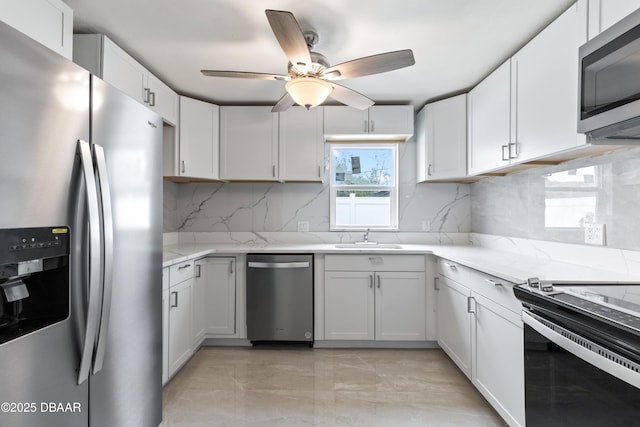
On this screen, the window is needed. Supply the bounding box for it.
[544,166,599,228]
[329,144,398,230]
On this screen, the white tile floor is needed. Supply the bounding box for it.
[162,347,506,426]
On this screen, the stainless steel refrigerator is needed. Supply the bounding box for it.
[0,20,162,427]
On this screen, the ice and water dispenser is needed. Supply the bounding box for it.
[0,227,70,344]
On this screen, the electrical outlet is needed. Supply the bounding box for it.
[584,223,605,245]
[297,221,309,232]
[421,220,431,232]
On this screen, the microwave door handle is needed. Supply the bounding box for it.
[90,144,114,375]
[522,311,640,389]
[75,140,104,385]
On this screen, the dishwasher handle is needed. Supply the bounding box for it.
[248,261,310,269]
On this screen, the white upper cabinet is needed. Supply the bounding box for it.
[416,95,467,181]
[0,0,73,59]
[147,72,179,126]
[469,2,589,175]
[467,59,511,175]
[588,0,640,38]
[73,34,179,125]
[219,106,279,181]
[511,1,587,163]
[178,96,219,180]
[279,107,325,182]
[324,105,414,141]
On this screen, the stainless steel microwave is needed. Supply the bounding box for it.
[579,7,640,140]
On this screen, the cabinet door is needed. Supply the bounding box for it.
[162,269,169,386]
[148,72,179,125]
[168,278,193,377]
[203,257,236,335]
[192,261,207,346]
[324,271,375,340]
[589,0,640,38]
[512,2,587,163]
[375,271,426,341]
[323,106,369,135]
[418,95,467,181]
[436,275,472,378]
[101,36,148,105]
[368,105,414,136]
[279,107,325,181]
[468,59,511,175]
[0,0,73,59]
[179,96,219,180]
[220,106,279,180]
[472,293,525,427]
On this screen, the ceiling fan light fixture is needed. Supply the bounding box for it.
[285,77,333,109]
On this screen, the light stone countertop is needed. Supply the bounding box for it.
[163,241,640,285]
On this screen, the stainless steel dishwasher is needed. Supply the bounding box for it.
[246,254,313,344]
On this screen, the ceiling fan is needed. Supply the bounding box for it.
[201,9,415,112]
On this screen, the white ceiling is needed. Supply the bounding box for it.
[63,0,575,109]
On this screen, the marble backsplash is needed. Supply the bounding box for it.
[163,140,471,235]
[471,146,640,251]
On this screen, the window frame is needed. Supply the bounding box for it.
[329,143,399,231]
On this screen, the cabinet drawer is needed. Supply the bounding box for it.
[169,261,194,287]
[438,258,521,313]
[325,255,424,272]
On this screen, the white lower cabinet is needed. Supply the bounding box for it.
[194,257,236,338]
[162,268,169,386]
[471,293,525,427]
[436,276,472,377]
[168,262,194,378]
[437,259,524,427]
[324,255,426,341]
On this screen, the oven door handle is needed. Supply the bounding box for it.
[522,310,640,389]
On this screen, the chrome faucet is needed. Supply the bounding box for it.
[363,228,370,243]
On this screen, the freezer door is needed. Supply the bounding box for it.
[88,77,163,427]
[0,21,90,427]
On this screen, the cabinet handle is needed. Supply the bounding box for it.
[272,165,276,177]
[144,88,151,104]
[427,164,432,176]
[369,274,374,289]
[195,264,201,278]
[467,296,476,314]
[181,160,186,174]
[370,120,375,133]
[318,165,322,178]
[229,260,234,275]
[149,91,156,107]
[443,262,457,271]
[508,142,518,159]
[177,263,191,270]
[377,275,381,289]
[501,145,509,161]
[485,279,502,286]
[170,291,178,308]
[434,276,440,291]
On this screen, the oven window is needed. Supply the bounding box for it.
[524,324,640,425]
[582,23,640,119]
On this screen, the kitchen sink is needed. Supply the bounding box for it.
[334,243,403,249]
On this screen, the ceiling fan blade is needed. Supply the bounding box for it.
[329,83,374,110]
[201,70,289,80]
[271,92,295,112]
[265,9,312,71]
[322,49,415,80]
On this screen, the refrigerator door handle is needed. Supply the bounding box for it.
[76,140,104,385]
[91,144,114,375]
